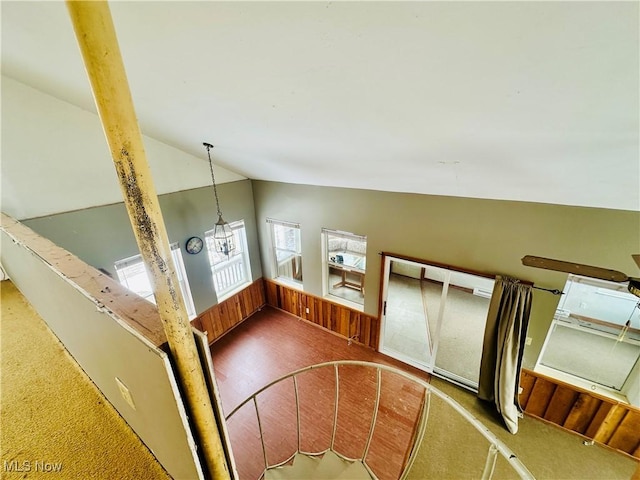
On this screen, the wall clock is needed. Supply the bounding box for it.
[185,236,203,254]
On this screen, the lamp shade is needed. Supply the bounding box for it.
[213,215,235,256]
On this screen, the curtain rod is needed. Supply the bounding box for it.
[532,286,563,295]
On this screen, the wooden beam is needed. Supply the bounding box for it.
[65,2,230,478]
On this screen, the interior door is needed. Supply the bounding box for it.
[380,255,495,390]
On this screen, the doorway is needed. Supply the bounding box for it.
[379,255,496,390]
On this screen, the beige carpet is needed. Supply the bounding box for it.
[409,377,639,480]
[0,280,171,479]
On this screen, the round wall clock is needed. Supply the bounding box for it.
[185,236,203,254]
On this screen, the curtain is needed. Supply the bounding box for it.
[478,275,532,434]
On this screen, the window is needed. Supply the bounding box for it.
[267,218,302,285]
[205,220,251,301]
[114,243,197,319]
[536,274,640,402]
[322,228,367,307]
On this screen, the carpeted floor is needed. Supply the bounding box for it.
[0,281,171,479]
[410,377,638,480]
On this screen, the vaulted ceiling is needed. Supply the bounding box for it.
[2,1,638,217]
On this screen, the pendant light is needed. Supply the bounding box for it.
[203,142,235,256]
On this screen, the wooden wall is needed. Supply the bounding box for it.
[520,369,640,459]
[191,279,265,345]
[264,279,380,349]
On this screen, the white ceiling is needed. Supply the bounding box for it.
[2,1,639,212]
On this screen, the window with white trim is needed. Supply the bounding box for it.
[267,218,302,285]
[536,274,640,401]
[322,228,367,307]
[205,220,251,301]
[114,243,197,319]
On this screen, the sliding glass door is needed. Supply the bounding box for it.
[380,255,495,390]
[380,258,435,369]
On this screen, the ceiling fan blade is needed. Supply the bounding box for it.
[633,254,640,270]
[522,255,629,282]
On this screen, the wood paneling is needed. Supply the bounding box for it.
[608,411,640,454]
[518,371,537,409]
[526,376,557,417]
[544,385,579,424]
[563,393,603,434]
[594,405,628,445]
[209,307,430,480]
[191,279,266,344]
[520,369,640,460]
[264,280,380,349]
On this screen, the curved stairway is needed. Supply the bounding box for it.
[265,451,372,480]
[225,360,534,480]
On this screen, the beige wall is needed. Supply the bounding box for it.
[252,181,640,368]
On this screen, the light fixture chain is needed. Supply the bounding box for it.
[205,144,223,217]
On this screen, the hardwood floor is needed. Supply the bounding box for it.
[210,306,431,480]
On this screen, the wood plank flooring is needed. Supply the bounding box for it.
[210,306,431,480]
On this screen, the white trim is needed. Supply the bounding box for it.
[205,220,252,301]
[268,219,303,285]
[114,242,197,319]
[266,218,300,229]
[534,364,629,404]
[321,227,366,242]
[325,293,365,312]
[321,228,367,307]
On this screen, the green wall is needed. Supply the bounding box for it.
[24,180,261,315]
[251,181,640,368]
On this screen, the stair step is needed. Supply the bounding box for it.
[336,460,371,479]
[264,452,372,480]
[293,453,322,472]
[264,453,320,480]
[312,451,350,479]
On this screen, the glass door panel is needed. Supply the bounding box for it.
[382,259,432,368]
[380,255,495,390]
[433,271,495,387]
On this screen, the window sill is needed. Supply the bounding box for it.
[533,364,629,404]
[217,282,252,303]
[272,277,304,291]
[324,294,364,313]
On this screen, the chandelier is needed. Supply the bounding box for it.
[203,142,235,256]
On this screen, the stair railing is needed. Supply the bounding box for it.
[225,360,534,480]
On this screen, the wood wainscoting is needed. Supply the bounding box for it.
[264,279,380,349]
[520,369,640,459]
[191,279,266,345]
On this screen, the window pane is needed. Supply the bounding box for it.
[538,274,640,392]
[116,261,155,303]
[271,222,303,283]
[205,220,251,300]
[541,322,640,390]
[170,245,197,319]
[114,243,196,318]
[324,229,366,306]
